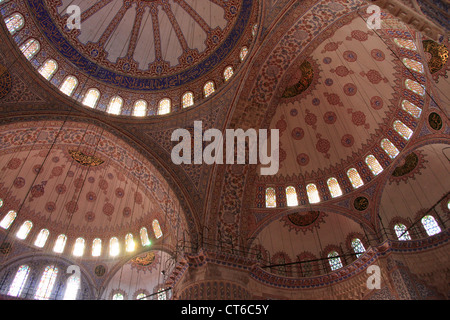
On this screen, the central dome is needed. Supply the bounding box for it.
[32,0,251,90]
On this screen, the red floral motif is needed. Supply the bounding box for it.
[103,203,114,217]
[115,187,125,198]
[135,192,143,205]
[86,191,97,202]
[371,48,385,61]
[291,127,305,140]
[276,116,287,135]
[341,134,355,147]
[360,69,388,84]
[321,41,342,53]
[323,111,337,124]
[348,30,369,41]
[296,153,310,166]
[55,184,67,194]
[65,201,79,214]
[85,211,95,222]
[348,109,370,129]
[331,65,353,77]
[6,158,21,170]
[343,83,357,96]
[45,201,56,213]
[123,207,132,218]
[50,166,63,177]
[324,92,344,107]
[30,184,45,199]
[13,177,25,189]
[304,109,317,129]
[343,50,357,62]
[316,134,331,158]
[370,96,384,110]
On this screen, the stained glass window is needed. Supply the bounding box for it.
[394,223,411,240]
[53,234,67,253]
[224,66,234,81]
[113,293,124,300]
[0,210,17,229]
[401,100,422,118]
[285,186,298,207]
[92,238,102,257]
[327,177,342,198]
[34,266,58,300]
[380,138,399,159]
[152,219,163,239]
[20,38,40,60]
[405,79,425,96]
[5,13,24,35]
[421,215,441,236]
[110,237,120,257]
[157,98,171,115]
[252,24,258,37]
[157,288,167,300]
[133,100,147,117]
[239,46,248,61]
[306,183,320,204]
[63,273,80,300]
[60,76,78,96]
[265,187,276,208]
[327,251,343,271]
[7,265,30,297]
[403,58,424,73]
[136,293,147,300]
[203,81,215,98]
[73,237,85,257]
[365,155,383,176]
[125,233,135,252]
[82,88,100,108]
[38,59,58,80]
[347,168,364,189]
[107,96,123,115]
[351,238,366,258]
[0,198,3,208]
[16,220,32,240]
[34,229,49,248]
[393,120,413,140]
[182,92,194,108]
[140,227,151,246]
[393,38,417,51]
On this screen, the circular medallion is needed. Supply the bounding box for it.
[354,196,369,211]
[428,112,443,131]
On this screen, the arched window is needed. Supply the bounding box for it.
[0,210,17,229]
[393,38,417,51]
[182,91,194,108]
[365,155,383,176]
[92,238,102,257]
[133,100,147,117]
[63,273,80,300]
[327,177,342,198]
[421,215,441,236]
[82,88,100,108]
[239,46,248,61]
[380,138,399,159]
[112,292,124,300]
[152,219,162,239]
[0,198,3,208]
[16,220,32,240]
[109,237,120,257]
[265,187,276,208]
[306,183,320,204]
[5,13,24,35]
[136,293,147,300]
[347,168,364,189]
[402,58,424,73]
[20,38,40,60]
[223,66,234,81]
[107,96,123,115]
[252,24,258,37]
[157,288,167,300]
[203,81,215,98]
[157,98,171,115]
[73,237,85,257]
[59,76,78,96]
[393,120,413,140]
[125,233,135,252]
[401,100,422,118]
[38,59,58,80]
[394,223,411,240]
[53,234,67,253]
[34,266,58,300]
[351,238,366,258]
[327,251,343,271]
[285,186,298,207]
[34,229,49,248]
[140,227,151,246]
[405,79,425,96]
[7,265,30,297]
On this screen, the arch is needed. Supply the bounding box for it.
[405,79,425,96]
[82,88,101,108]
[92,238,102,257]
[393,120,413,140]
[182,91,194,108]
[306,183,320,204]
[421,215,441,236]
[107,96,123,115]
[265,187,276,208]
[109,237,120,257]
[365,155,383,176]
[34,229,50,248]
[73,237,85,257]
[224,66,234,81]
[16,220,33,240]
[5,13,24,35]
[347,168,364,189]
[133,100,148,117]
[285,186,298,207]
[203,81,215,98]
[125,233,135,252]
[19,38,40,60]
[401,100,422,118]
[403,58,424,73]
[38,59,58,80]
[157,98,171,115]
[59,76,78,96]
[0,210,17,229]
[53,234,67,253]
[380,138,399,159]
[327,177,342,198]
